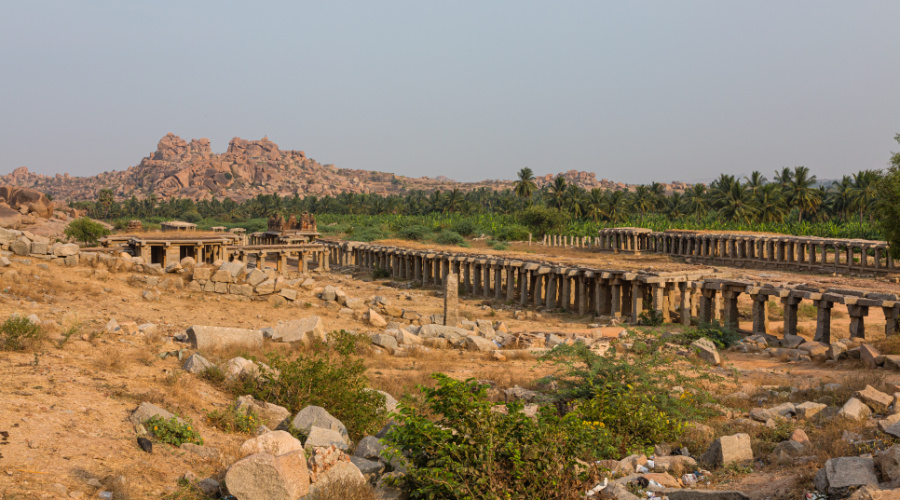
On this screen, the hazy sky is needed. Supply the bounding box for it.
[2,1,899,184]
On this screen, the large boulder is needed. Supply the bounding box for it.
[699,433,753,468]
[185,325,263,350]
[814,457,878,498]
[690,338,721,365]
[235,395,291,429]
[874,445,900,483]
[353,436,384,461]
[857,385,893,414]
[182,353,215,374]
[270,317,326,344]
[224,451,310,500]
[291,406,349,442]
[839,397,874,420]
[307,461,365,495]
[304,426,349,450]
[465,335,496,352]
[239,431,304,458]
[130,402,181,426]
[0,186,54,219]
[371,333,399,353]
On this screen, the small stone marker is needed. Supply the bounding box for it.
[443,273,459,327]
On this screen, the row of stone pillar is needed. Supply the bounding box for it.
[232,249,328,274]
[542,235,598,248]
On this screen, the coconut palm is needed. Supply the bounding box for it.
[603,190,629,224]
[755,183,787,223]
[631,185,655,224]
[682,184,709,221]
[849,170,882,223]
[514,167,537,200]
[745,171,767,194]
[829,176,854,221]
[786,166,821,223]
[546,175,567,210]
[715,181,758,223]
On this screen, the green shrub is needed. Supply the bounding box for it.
[372,264,390,280]
[541,338,717,455]
[346,226,389,242]
[450,220,477,237]
[519,206,567,237]
[147,415,203,446]
[230,330,386,441]
[638,309,664,326]
[488,240,509,251]
[0,315,44,351]
[492,224,530,241]
[397,225,430,241]
[435,230,466,246]
[676,321,742,349]
[64,217,110,245]
[206,403,259,434]
[385,375,607,499]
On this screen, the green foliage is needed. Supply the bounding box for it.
[147,415,203,447]
[346,225,389,242]
[519,205,567,237]
[540,338,717,455]
[450,219,477,236]
[181,209,202,223]
[638,309,664,326]
[488,240,509,251]
[386,375,607,499]
[64,217,110,245]
[877,158,900,258]
[199,366,226,385]
[397,225,430,241]
[206,403,259,434]
[0,315,44,351]
[435,230,466,246]
[676,321,742,349]
[492,223,530,241]
[229,330,386,441]
[372,264,390,280]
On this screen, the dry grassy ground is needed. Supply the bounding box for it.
[0,243,898,499]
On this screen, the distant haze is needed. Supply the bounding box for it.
[2,1,899,184]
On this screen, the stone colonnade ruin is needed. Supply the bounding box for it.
[597,228,898,275]
[322,241,900,341]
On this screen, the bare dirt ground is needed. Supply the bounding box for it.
[0,242,897,499]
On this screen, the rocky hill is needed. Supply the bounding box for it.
[1,134,690,201]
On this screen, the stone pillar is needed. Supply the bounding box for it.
[473,263,482,295]
[277,253,286,273]
[443,273,459,327]
[631,282,644,323]
[884,306,899,337]
[722,289,740,331]
[519,270,529,306]
[577,276,587,315]
[610,281,622,318]
[678,281,694,326]
[813,299,834,343]
[532,273,543,308]
[699,289,715,324]
[483,263,492,299]
[560,276,571,311]
[848,304,869,339]
[598,279,611,315]
[750,294,769,334]
[651,284,665,319]
[494,265,503,299]
[414,256,421,282]
[506,266,517,302]
[781,295,802,337]
[545,272,557,309]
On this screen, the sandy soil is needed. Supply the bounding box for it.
[0,243,897,499]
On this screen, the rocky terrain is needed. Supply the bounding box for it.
[0,134,691,202]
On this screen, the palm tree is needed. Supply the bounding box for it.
[755,183,787,223]
[649,182,666,210]
[787,166,821,223]
[631,185,655,224]
[514,168,537,200]
[446,188,463,213]
[774,167,793,190]
[745,171,767,194]
[586,188,605,222]
[715,181,758,223]
[829,176,854,221]
[604,190,629,224]
[564,184,586,217]
[849,170,881,224]
[667,192,684,219]
[547,175,567,210]
[682,184,709,221]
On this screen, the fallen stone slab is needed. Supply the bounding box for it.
[699,433,753,468]
[857,385,893,414]
[183,353,215,374]
[235,395,291,429]
[186,325,263,351]
[291,405,349,441]
[658,490,750,500]
[814,456,878,498]
[839,397,873,420]
[224,451,309,500]
[690,338,721,365]
[271,317,326,344]
[465,334,496,352]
